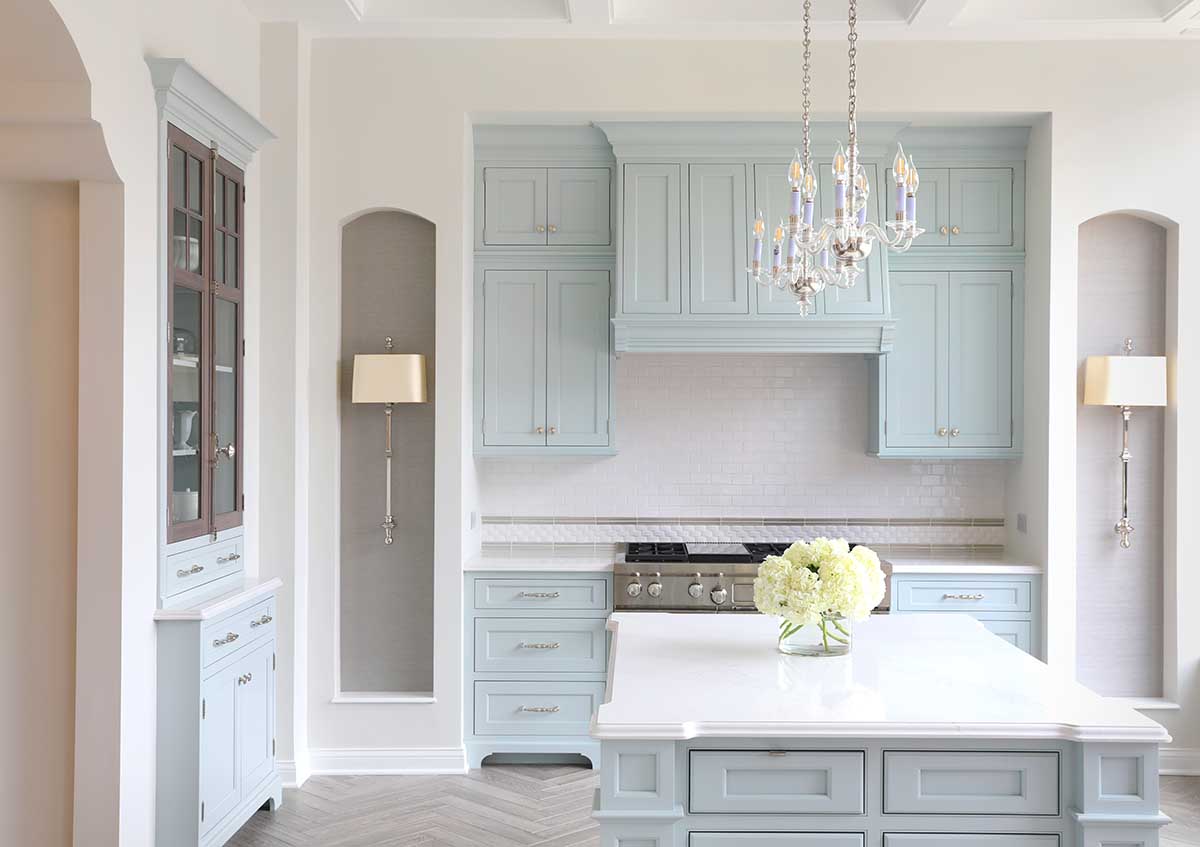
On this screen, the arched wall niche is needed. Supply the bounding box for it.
[338,208,437,697]
[1075,209,1179,700]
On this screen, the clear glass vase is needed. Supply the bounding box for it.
[777,615,852,657]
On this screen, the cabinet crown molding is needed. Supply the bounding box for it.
[148,58,274,168]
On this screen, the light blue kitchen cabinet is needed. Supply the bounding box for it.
[886,165,950,247]
[482,270,547,447]
[621,163,682,314]
[890,572,1041,657]
[950,167,1014,247]
[483,167,547,246]
[949,271,1013,448]
[883,271,948,449]
[817,160,887,316]
[483,166,611,247]
[546,270,611,447]
[478,268,612,453]
[752,163,824,316]
[200,667,240,834]
[871,269,1019,458]
[688,163,749,314]
[547,168,611,246]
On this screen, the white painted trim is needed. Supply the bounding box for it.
[1161,747,1200,775]
[331,692,436,704]
[307,746,468,775]
[277,759,307,789]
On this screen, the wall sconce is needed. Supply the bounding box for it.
[1083,338,1166,549]
[352,337,428,545]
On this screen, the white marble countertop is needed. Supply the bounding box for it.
[154,576,282,621]
[593,612,1166,743]
[464,548,617,573]
[884,555,1042,575]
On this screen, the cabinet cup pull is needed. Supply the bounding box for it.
[951,225,961,235]
[519,592,561,599]
[177,564,205,578]
[535,224,546,233]
[216,552,241,564]
[943,593,985,601]
[250,614,273,628]
[518,641,560,650]
[939,225,949,236]
[547,224,558,233]
[213,631,240,647]
[520,705,561,713]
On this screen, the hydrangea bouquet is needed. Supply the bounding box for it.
[752,538,886,656]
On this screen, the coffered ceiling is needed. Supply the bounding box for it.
[244,0,1200,38]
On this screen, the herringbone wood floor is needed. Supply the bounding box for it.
[228,767,1200,847]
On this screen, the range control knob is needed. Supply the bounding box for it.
[710,586,728,605]
[646,575,663,598]
[687,574,704,599]
[626,574,643,598]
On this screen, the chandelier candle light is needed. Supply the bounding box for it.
[749,0,923,315]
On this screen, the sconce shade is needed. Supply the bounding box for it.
[1083,355,1166,407]
[352,353,428,404]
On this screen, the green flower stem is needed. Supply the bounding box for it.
[830,618,852,639]
[821,620,830,652]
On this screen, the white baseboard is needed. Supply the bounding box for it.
[1162,747,1200,776]
[306,746,467,776]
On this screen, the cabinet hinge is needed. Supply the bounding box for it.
[884,419,888,435]
[272,738,276,756]
[272,653,276,671]
[202,698,206,719]
[201,801,205,822]
[241,494,245,511]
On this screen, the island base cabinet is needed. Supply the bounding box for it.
[691,835,864,847]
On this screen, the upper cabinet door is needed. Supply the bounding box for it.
[885,271,950,449]
[546,270,611,447]
[200,668,240,834]
[620,163,682,314]
[236,641,276,793]
[817,161,887,315]
[948,271,1013,448]
[753,163,824,317]
[886,165,950,247]
[211,156,244,533]
[547,168,611,246]
[688,163,749,315]
[949,167,1014,247]
[483,167,547,246]
[482,270,547,446]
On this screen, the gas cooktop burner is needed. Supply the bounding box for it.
[624,541,859,565]
[623,543,688,563]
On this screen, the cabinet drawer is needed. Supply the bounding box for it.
[474,618,607,673]
[474,578,608,612]
[883,751,1059,815]
[474,681,605,736]
[164,537,243,597]
[981,619,1033,653]
[690,750,865,815]
[691,833,864,846]
[885,836,1058,847]
[202,597,275,668]
[893,579,1031,614]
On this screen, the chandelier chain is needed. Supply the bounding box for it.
[847,0,858,149]
[801,0,812,165]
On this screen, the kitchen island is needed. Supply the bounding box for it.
[592,613,1169,847]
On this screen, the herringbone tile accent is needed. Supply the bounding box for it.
[227,765,599,847]
[229,767,1200,847]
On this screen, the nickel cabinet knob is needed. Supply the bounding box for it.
[951,225,961,235]
[950,427,961,437]
[535,224,546,233]
[547,224,558,233]
[939,225,949,236]
[937,427,948,437]
[535,426,545,434]
[548,425,557,435]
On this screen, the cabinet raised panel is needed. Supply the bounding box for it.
[688,163,749,314]
[885,271,949,448]
[621,163,682,314]
[817,161,887,315]
[548,168,611,246]
[547,270,611,446]
[482,270,547,447]
[949,167,1014,246]
[200,668,240,833]
[949,272,1012,448]
[753,163,824,316]
[483,168,548,246]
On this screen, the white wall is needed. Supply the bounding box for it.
[480,354,1008,520]
[302,37,1200,760]
[0,181,79,847]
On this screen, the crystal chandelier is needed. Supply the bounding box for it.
[749,0,924,315]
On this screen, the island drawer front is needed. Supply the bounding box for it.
[474,681,605,736]
[981,619,1032,652]
[691,833,865,846]
[884,835,1058,847]
[690,751,866,815]
[164,537,244,597]
[202,596,275,668]
[883,751,1059,816]
[892,579,1031,613]
[474,618,607,673]
[473,578,608,611]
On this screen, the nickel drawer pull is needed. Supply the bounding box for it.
[520,705,561,713]
[519,592,561,599]
[213,632,240,647]
[216,552,242,564]
[943,593,985,601]
[518,641,560,650]
[177,564,205,578]
[250,614,273,628]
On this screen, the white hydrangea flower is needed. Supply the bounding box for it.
[754,537,886,626]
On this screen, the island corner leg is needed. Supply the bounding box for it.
[1072,741,1170,847]
[595,740,684,847]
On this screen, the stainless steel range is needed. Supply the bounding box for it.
[614,542,801,612]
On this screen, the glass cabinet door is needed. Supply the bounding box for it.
[166,125,245,542]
